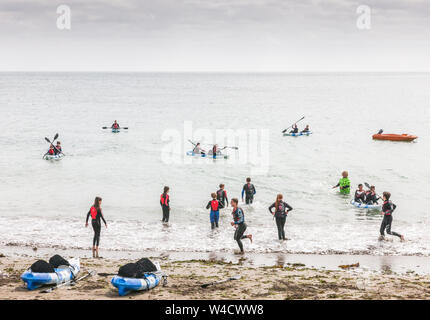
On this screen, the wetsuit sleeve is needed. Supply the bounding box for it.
[241,185,245,198]
[100,209,107,225]
[334,183,340,188]
[234,209,244,224]
[285,202,293,212]
[268,203,275,213]
[392,203,397,212]
[252,184,256,195]
[206,201,211,209]
[86,210,90,223]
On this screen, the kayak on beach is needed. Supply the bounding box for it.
[350,200,381,210]
[372,133,417,142]
[283,131,313,137]
[21,258,80,290]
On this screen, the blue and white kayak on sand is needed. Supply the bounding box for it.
[350,200,381,210]
[21,258,80,290]
[186,151,229,159]
[111,261,165,296]
[283,131,313,137]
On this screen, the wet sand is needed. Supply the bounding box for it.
[1,249,430,300]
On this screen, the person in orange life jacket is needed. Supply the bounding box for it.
[354,184,366,203]
[160,186,170,223]
[211,144,219,159]
[216,184,228,209]
[85,196,107,258]
[231,198,252,253]
[268,194,293,241]
[242,177,256,204]
[111,120,120,129]
[206,193,221,229]
[379,192,404,242]
[48,145,55,155]
[54,141,62,155]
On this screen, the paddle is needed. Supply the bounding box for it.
[102,126,128,129]
[201,275,241,288]
[41,270,95,293]
[43,133,65,157]
[364,182,381,203]
[282,116,305,133]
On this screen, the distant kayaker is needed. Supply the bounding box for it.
[216,184,228,209]
[379,192,404,242]
[85,196,107,258]
[160,186,170,223]
[354,184,366,203]
[47,145,55,155]
[111,120,120,129]
[301,125,310,133]
[211,144,219,159]
[290,124,299,134]
[365,185,380,204]
[268,194,293,241]
[242,177,256,204]
[192,142,205,155]
[206,193,221,229]
[54,141,62,155]
[230,198,252,254]
[332,171,351,195]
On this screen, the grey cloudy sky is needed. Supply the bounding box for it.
[1,0,429,71]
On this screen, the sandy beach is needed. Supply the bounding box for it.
[1,251,430,300]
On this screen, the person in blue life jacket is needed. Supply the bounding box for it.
[206,193,221,229]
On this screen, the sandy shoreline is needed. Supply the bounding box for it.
[1,249,430,300]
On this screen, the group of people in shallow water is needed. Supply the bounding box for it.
[332,170,405,242]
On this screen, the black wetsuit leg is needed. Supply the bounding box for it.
[380,215,401,238]
[275,216,286,240]
[162,206,169,222]
[245,195,253,204]
[92,220,101,246]
[234,223,248,252]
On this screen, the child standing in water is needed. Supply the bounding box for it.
[160,186,170,223]
[379,192,405,242]
[332,171,351,195]
[268,194,293,241]
[85,196,107,258]
[216,184,228,209]
[230,198,252,254]
[206,193,220,229]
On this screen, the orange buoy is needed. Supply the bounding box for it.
[372,133,417,142]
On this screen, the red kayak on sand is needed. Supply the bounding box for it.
[372,133,417,142]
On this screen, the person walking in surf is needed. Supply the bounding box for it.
[242,177,256,204]
[206,193,221,229]
[85,196,107,258]
[160,186,170,223]
[268,194,293,241]
[332,171,350,195]
[231,198,252,254]
[216,184,228,209]
[379,192,405,242]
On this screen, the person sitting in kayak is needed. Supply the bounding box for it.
[211,144,219,158]
[47,145,55,155]
[54,141,62,155]
[354,184,366,203]
[290,124,299,134]
[379,192,404,242]
[365,185,380,204]
[301,125,310,133]
[216,184,228,209]
[192,142,205,155]
[242,177,256,204]
[377,129,383,134]
[111,120,120,129]
[206,193,221,229]
[332,171,350,195]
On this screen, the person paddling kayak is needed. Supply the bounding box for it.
[290,124,299,134]
[192,142,205,155]
[85,197,107,258]
[54,141,62,155]
[268,194,293,241]
[354,184,366,203]
[230,198,252,254]
[206,193,221,229]
[47,145,55,155]
[111,120,120,129]
[379,192,404,242]
[242,177,256,204]
[160,186,170,223]
[332,171,351,195]
[365,185,380,204]
[301,125,310,133]
[216,184,228,209]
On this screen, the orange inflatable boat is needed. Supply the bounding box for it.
[372,133,417,142]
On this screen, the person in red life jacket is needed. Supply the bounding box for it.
[206,193,221,229]
[216,184,228,209]
[268,194,293,241]
[211,144,219,159]
[242,177,256,204]
[54,141,62,155]
[85,196,107,258]
[111,120,120,129]
[230,198,252,254]
[379,192,404,242]
[47,145,55,155]
[160,186,170,223]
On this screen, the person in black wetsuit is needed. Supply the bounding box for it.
[379,192,404,242]
[290,124,299,134]
[85,196,107,258]
[230,198,252,254]
[354,184,366,203]
[365,185,380,204]
[216,184,228,209]
[111,120,120,129]
[301,125,310,133]
[160,186,170,223]
[242,177,256,204]
[54,141,62,155]
[268,194,293,241]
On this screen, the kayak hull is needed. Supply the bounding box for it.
[112,128,120,133]
[186,151,228,159]
[43,153,65,161]
[372,134,417,142]
[350,200,381,210]
[111,273,161,296]
[283,131,312,137]
[21,258,80,290]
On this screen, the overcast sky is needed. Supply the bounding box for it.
[0,0,429,72]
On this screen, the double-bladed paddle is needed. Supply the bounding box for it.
[201,275,241,288]
[282,116,305,133]
[41,270,95,293]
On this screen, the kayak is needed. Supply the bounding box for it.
[283,131,312,137]
[350,200,381,210]
[21,258,80,290]
[186,151,229,159]
[111,273,162,296]
[372,134,417,142]
[43,153,65,161]
[112,128,120,133]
